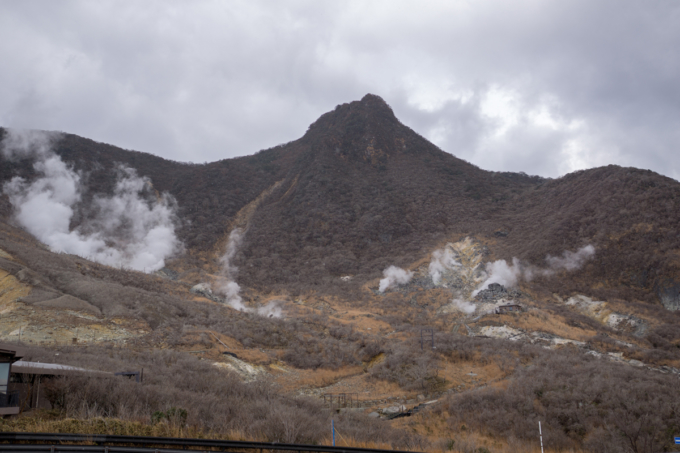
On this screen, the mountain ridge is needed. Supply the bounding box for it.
[2,95,680,451]
[1,95,679,308]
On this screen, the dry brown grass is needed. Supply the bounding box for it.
[286,365,364,388]
[392,410,580,453]
[329,309,393,334]
[1,414,418,452]
[499,309,597,341]
[0,269,30,312]
[438,361,504,391]
[0,413,245,440]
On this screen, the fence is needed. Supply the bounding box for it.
[322,394,360,409]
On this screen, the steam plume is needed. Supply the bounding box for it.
[452,298,477,314]
[472,257,524,296]
[473,245,595,296]
[212,228,283,318]
[1,129,181,272]
[379,265,413,293]
[545,245,595,271]
[429,247,461,284]
[215,228,246,310]
[257,300,283,318]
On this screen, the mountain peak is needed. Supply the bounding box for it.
[358,93,394,114]
[306,94,398,135]
[301,94,409,167]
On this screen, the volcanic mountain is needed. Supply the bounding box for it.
[2,94,679,307]
[3,95,680,451]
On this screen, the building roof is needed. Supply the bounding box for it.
[0,347,22,362]
[11,360,112,376]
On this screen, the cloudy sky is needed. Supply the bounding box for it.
[1,0,679,180]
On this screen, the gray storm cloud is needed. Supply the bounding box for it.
[1,2,678,181]
[1,129,181,272]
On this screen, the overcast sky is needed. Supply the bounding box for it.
[1,1,679,180]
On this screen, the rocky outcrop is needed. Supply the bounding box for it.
[33,295,102,316]
[657,279,680,311]
[475,283,522,302]
[155,267,179,281]
[190,283,222,303]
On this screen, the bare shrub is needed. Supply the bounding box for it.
[21,344,423,447]
[444,350,680,453]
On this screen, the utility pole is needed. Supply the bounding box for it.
[332,419,335,446]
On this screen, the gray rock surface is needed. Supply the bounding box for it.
[190,283,222,302]
[475,283,522,301]
[657,279,680,311]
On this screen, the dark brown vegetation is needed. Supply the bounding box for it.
[0,222,381,370]
[3,95,680,452]
[10,344,421,448]
[439,351,680,453]
[3,94,680,308]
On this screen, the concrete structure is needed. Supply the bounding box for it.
[495,304,523,314]
[0,344,22,416]
[0,342,113,414]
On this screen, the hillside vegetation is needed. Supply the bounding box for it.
[1,95,680,452]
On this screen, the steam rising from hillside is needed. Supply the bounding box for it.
[1,129,181,272]
[429,247,461,284]
[379,265,413,293]
[214,228,283,318]
[545,245,596,271]
[257,301,283,318]
[215,228,247,310]
[473,245,595,296]
[453,298,477,314]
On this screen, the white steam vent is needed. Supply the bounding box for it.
[215,228,247,310]
[213,228,283,318]
[429,246,461,284]
[473,245,596,296]
[379,265,413,293]
[452,298,477,314]
[1,129,181,272]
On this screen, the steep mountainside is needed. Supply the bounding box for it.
[3,94,678,308]
[3,95,680,452]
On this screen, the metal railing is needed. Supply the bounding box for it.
[0,433,422,453]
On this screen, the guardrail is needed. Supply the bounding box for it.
[0,433,422,453]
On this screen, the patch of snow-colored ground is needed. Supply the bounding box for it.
[213,356,266,381]
[478,325,524,341]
